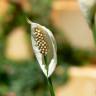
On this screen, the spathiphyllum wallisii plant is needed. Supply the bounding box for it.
[28,19,57,96]
[78,0,96,43]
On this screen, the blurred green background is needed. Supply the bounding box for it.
[0,0,96,96]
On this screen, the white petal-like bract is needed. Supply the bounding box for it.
[28,20,57,77]
[78,0,96,26]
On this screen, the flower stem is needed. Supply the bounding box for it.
[93,18,96,44]
[44,56,55,96]
[47,77,55,96]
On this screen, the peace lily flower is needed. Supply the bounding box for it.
[78,0,96,26]
[28,20,57,78]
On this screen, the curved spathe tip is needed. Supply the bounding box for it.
[26,18,32,24]
[27,18,38,28]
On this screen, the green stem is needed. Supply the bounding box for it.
[92,23,96,44]
[91,13,96,44]
[44,56,48,75]
[47,77,55,96]
[44,56,55,96]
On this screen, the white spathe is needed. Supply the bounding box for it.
[78,0,96,25]
[78,0,95,6]
[28,20,57,77]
